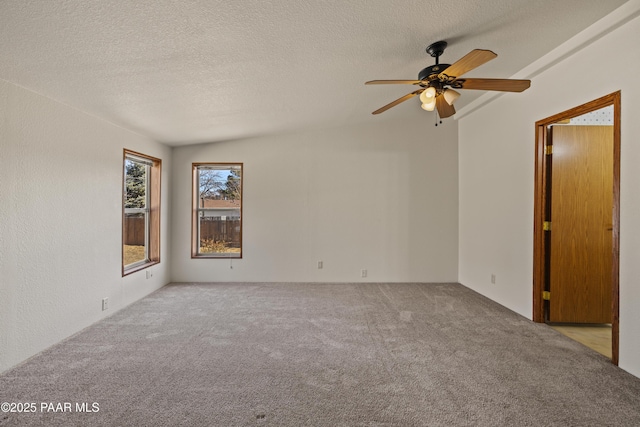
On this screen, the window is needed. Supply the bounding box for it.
[192,163,243,258]
[123,150,161,275]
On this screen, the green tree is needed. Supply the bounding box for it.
[125,160,146,208]
[219,169,241,200]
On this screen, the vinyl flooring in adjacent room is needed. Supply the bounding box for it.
[550,324,612,359]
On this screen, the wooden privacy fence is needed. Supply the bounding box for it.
[199,217,241,247]
[123,215,145,246]
[124,216,240,247]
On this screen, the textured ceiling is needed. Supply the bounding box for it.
[0,0,628,146]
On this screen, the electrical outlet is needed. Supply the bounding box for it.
[102,298,109,311]
[361,269,367,278]
[491,274,496,284]
[318,261,323,269]
[146,270,153,279]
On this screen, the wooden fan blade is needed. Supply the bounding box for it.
[456,78,531,92]
[366,80,423,85]
[436,95,456,118]
[372,89,423,114]
[438,49,497,79]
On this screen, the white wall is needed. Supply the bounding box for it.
[0,79,172,373]
[458,3,640,377]
[171,117,458,283]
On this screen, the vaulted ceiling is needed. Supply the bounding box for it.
[0,0,627,146]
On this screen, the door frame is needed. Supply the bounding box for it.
[533,91,621,364]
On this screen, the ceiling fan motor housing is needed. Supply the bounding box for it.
[418,64,451,82]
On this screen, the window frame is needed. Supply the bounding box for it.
[122,149,161,275]
[192,162,243,259]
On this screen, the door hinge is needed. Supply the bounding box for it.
[545,145,553,155]
[542,291,551,301]
[543,221,552,231]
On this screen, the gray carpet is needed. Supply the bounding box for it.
[1,282,639,426]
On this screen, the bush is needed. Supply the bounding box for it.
[200,239,241,253]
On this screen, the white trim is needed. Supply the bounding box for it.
[125,153,154,167]
[123,161,151,268]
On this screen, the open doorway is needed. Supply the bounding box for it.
[533,91,621,364]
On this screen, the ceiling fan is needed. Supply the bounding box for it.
[365,41,530,118]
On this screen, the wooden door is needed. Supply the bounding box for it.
[548,125,613,323]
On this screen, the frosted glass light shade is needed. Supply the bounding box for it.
[443,89,461,105]
[421,99,436,111]
[419,86,437,103]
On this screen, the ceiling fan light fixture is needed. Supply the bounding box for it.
[419,86,437,103]
[365,41,531,116]
[421,99,436,111]
[443,88,461,105]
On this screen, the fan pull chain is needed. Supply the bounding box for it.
[435,111,442,127]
